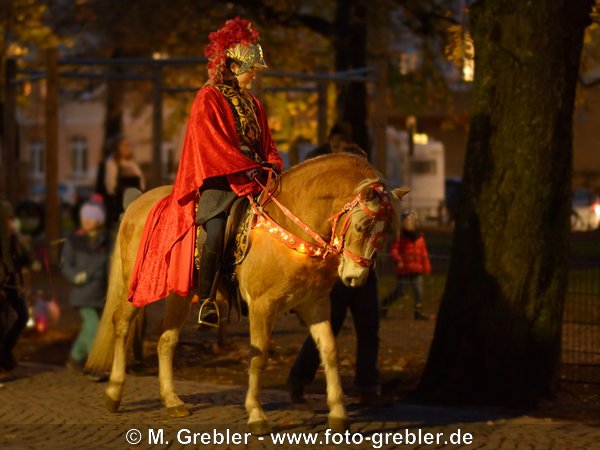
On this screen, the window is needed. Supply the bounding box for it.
[399,52,419,75]
[70,136,88,177]
[411,159,437,176]
[29,140,44,177]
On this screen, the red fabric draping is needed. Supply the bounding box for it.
[128,85,282,307]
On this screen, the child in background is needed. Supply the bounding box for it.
[61,195,109,373]
[381,209,431,320]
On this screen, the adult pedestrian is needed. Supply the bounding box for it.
[103,136,145,231]
[0,196,37,371]
[287,136,389,407]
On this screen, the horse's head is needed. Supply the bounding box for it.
[334,181,409,287]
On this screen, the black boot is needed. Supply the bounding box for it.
[197,246,221,328]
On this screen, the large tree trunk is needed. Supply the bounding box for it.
[334,0,369,152]
[419,0,592,405]
[103,48,126,158]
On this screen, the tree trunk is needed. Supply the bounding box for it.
[334,0,369,152]
[419,0,592,405]
[103,48,126,158]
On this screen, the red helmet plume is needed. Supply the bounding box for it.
[204,17,262,82]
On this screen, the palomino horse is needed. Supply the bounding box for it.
[86,153,405,434]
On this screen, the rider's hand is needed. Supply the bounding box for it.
[246,167,261,180]
[261,162,281,175]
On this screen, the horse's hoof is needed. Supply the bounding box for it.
[104,394,120,413]
[249,420,271,436]
[327,417,349,433]
[166,404,190,418]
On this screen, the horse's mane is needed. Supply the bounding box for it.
[284,153,378,180]
[280,153,404,236]
[282,153,382,198]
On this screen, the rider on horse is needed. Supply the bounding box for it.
[186,18,283,327]
[127,17,282,327]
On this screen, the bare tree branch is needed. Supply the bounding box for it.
[232,0,333,38]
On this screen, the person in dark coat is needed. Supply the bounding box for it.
[287,137,389,407]
[0,197,37,371]
[304,123,366,161]
[61,196,109,371]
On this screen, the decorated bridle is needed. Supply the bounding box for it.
[326,183,392,267]
[248,169,393,268]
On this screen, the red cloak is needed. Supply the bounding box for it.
[128,85,282,306]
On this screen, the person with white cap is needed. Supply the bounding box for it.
[61,195,109,374]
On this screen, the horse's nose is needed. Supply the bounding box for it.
[341,275,359,287]
[341,271,368,288]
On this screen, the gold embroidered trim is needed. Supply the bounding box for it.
[215,83,262,162]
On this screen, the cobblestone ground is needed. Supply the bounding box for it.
[2,363,600,450]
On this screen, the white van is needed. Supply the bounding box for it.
[385,127,445,223]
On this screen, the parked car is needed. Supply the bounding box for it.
[444,176,462,224]
[571,188,600,231]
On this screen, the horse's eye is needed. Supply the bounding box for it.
[354,217,373,233]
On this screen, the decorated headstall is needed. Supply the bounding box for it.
[326,183,393,267]
[248,181,393,268]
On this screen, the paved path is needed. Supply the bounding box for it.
[1,363,600,449]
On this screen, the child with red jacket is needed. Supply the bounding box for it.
[381,210,431,320]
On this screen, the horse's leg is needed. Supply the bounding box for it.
[158,294,192,418]
[295,301,348,432]
[105,301,139,413]
[245,300,275,435]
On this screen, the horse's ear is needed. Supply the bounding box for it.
[391,187,410,201]
[389,187,410,235]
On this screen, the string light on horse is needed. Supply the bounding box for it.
[251,172,394,272]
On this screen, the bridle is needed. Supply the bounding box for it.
[326,183,392,267]
[248,168,392,268]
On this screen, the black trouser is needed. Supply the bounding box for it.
[288,271,380,393]
[1,287,29,359]
[203,213,227,254]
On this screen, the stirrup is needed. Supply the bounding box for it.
[198,298,220,328]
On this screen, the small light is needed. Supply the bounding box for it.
[413,133,429,145]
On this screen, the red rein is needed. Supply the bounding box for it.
[249,175,392,267]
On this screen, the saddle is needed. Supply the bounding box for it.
[194,196,254,320]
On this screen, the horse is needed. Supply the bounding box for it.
[86,153,406,434]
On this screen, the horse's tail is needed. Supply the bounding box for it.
[85,239,124,372]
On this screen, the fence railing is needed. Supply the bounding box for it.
[177,252,600,384]
[375,253,600,383]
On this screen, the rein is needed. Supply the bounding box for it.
[248,172,392,267]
